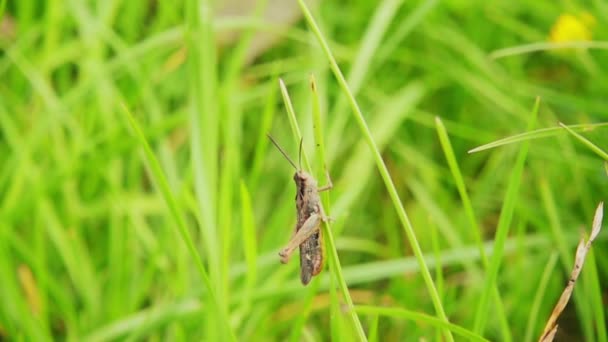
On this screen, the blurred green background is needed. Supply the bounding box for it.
[1,0,607,341]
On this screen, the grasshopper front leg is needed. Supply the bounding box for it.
[317,170,333,192]
[279,213,321,263]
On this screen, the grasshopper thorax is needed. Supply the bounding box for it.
[293,170,317,199]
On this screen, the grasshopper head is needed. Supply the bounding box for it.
[293,170,317,189]
[293,170,309,182]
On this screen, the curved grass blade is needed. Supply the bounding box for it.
[489,41,608,60]
[559,122,608,161]
[469,123,608,154]
[355,306,489,342]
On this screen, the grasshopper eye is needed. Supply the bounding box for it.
[293,171,304,181]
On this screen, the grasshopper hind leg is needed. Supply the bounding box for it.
[279,213,321,263]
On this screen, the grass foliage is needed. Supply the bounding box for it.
[1,0,607,340]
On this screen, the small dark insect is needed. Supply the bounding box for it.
[267,134,332,285]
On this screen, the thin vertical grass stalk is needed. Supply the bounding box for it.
[312,75,367,340]
[278,77,367,341]
[296,1,453,340]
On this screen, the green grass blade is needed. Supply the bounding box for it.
[41,201,99,318]
[249,79,278,191]
[523,253,559,342]
[472,97,540,334]
[469,123,608,154]
[584,248,608,342]
[185,1,226,338]
[311,75,329,185]
[0,224,50,341]
[311,73,351,341]
[331,82,424,226]
[367,314,379,342]
[429,219,444,341]
[239,180,257,315]
[435,117,511,341]
[489,41,608,59]
[122,104,235,341]
[435,117,486,261]
[328,0,405,140]
[278,78,311,172]
[83,299,202,342]
[297,1,452,340]
[376,0,439,64]
[287,280,322,342]
[355,306,489,342]
[0,0,6,21]
[559,122,608,161]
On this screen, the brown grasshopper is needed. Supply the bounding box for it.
[267,134,332,285]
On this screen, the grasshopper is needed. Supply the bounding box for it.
[267,134,332,285]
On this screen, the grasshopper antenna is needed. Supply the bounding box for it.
[267,134,298,170]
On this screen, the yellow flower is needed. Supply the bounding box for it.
[549,12,596,42]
